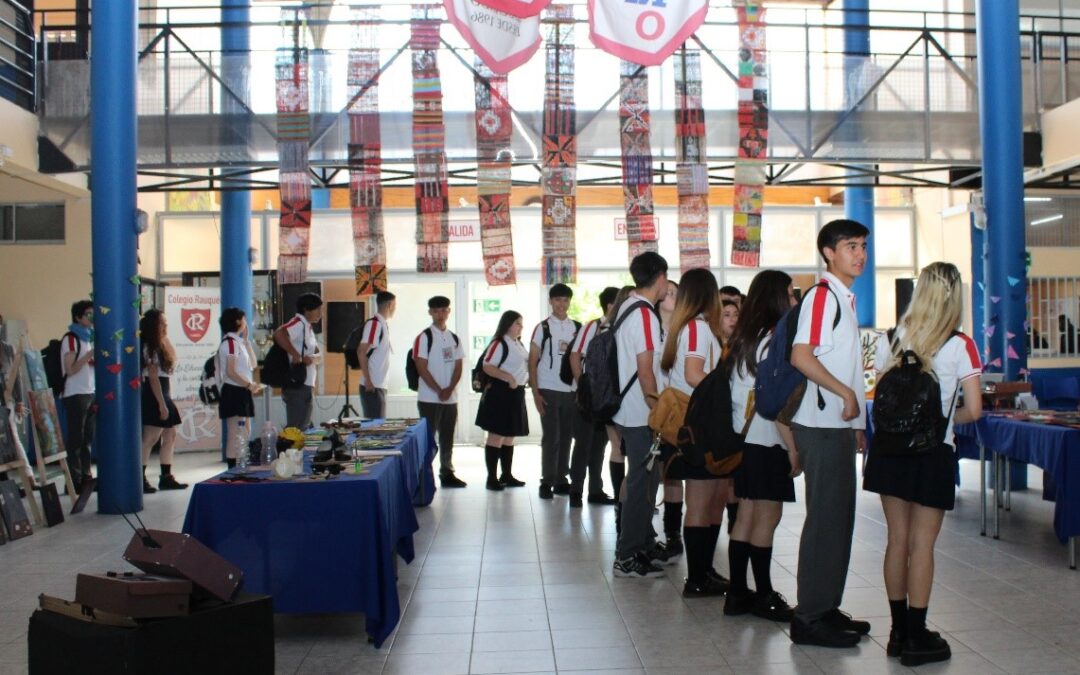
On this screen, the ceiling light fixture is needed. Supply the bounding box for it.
[1031,214,1064,226]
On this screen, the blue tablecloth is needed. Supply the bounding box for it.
[955,415,1080,543]
[181,422,432,647]
[362,419,436,506]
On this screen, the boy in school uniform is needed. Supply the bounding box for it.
[357,291,396,419]
[61,300,96,493]
[788,219,872,648]
[414,296,466,487]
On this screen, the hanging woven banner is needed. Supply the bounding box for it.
[588,0,708,67]
[730,3,767,268]
[674,47,710,273]
[474,60,517,286]
[445,0,541,74]
[474,0,551,19]
[541,4,577,284]
[276,29,312,284]
[619,60,658,262]
[411,8,450,273]
[348,10,387,296]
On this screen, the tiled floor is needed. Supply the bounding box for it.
[2,447,1080,674]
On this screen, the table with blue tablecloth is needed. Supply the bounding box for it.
[181,420,435,646]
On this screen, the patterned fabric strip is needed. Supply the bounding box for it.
[674,47,710,273]
[276,33,311,284]
[540,4,577,284]
[474,60,517,286]
[412,8,449,273]
[349,10,387,296]
[730,3,767,268]
[618,60,658,263]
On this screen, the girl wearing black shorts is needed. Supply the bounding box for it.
[725,270,800,621]
[475,310,529,491]
[138,309,187,493]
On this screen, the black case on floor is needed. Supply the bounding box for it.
[40,483,64,527]
[0,478,31,540]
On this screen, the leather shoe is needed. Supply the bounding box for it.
[901,630,951,667]
[552,484,571,495]
[790,618,860,648]
[440,473,467,488]
[822,608,871,635]
[587,492,616,505]
[569,493,583,508]
[539,484,553,499]
[724,589,754,616]
[682,576,727,598]
[500,474,525,488]
[886,629,905,657]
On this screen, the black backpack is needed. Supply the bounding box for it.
[41,331,77,397]
[676,362,743,468]
[198,348,221,405]
[538,318,582,386]
[344,318,381,370]
[406,328,460,392]
[578,300,656,424]
[471,339,509,393]
[871,330,956,456]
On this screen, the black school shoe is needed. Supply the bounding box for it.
[822,608,871,635]
[724,589,755,615]
[158,474,188,490]
[683,576,727,598]
[486,478,505,492]
[588,491,616,505]
[751,591,795,622]
[539,483,553,499]
[552,484,571,495]
[900,631,951,667]
[790,618,861,648]
[142,479,157,495]
[440,473,467,488]
[500,475,526,488]
[569,493,583,508]
[886,629,905,657]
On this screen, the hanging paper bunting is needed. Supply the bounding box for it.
[1007,275,1021,287]
[588,0,708,66]
[990,296,1001,304]
[474,60,518,286]
[987,357,1002,368]
[1006,331,1016,340]
[276,17,312,284]
[445,0,541,74]
[985,325,995,338]
[412,7,450,273]
[618,60,658,261]
[1007,345,1020,360]
[474,0,551,19]
[674,46,710,273]
[348,9,388,296]
[541,4,577,284]
[730,2,768,267]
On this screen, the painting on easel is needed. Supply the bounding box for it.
[27,390,63,459]
[0,408,15,465]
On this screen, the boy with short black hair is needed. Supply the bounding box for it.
[274,292,323,430]
[415,296,465,487]
[789,218,872,648]
[357,290,396,419]
[62,300,96,492]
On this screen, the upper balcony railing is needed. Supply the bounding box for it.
[1,0,36,112]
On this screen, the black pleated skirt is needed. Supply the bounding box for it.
[141,377,182,428]
[733,441,796,503]
[475,379,529,437]
[218,383,255,420]
[863,443,957,511]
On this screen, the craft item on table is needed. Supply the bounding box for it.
[618,60,658,263]
[353,449,403,457]
[473,59,518,285]
[348,9,388,296]
[411,8,450,273]
[730,2,768,268]
[446,0,541,74]
[275,18,312,284]
[270,449,304,479]
[474,0,551,19]
[587,0,709,66]
[540,4,578,283]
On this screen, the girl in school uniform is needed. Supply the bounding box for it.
[138,309,186,493]
[726,270,800,621]
[217,307,261,469]
[475,310,530,491]
[865,262,982,667]
[659,269,729,596]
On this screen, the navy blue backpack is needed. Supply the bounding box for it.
[753,281,841,422]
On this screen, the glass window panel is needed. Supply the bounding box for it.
[386,281,458,395]
[161,215,260,274]
[875,211,914,267]
[14,204,65,241]
[0,206,12,241]
[721,210,820,268]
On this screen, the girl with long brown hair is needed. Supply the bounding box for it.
[139,309,187,493]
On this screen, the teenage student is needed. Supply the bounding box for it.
[656,279,685,559]
[726,270,799,621]
[139,309,187,493]
[414,296,466,487]
[218,307,260,469]
[788,219,872,648]
[274,292,322,430]
[61,300,96,493]
[357,290,396,419]
[659,269,730,596]
[475,310,530,491]
[866,262,982,667]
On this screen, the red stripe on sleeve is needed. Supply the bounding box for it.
[640,307,654,351]
[283,317,300,330]
[485,340,500,363]
[809,284,829,346]
[367,318,378,343]
[576,321,594,352]
[413,334,422,356]
[67,334,77,351]
[687,320,698,352]
[227,338,235,355]
[959,333,982,369]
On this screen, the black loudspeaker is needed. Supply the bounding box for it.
[325,302,367,354]
[279,282,323,334]
[895,277,916,323]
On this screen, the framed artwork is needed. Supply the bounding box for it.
[27,389,64,459]
[21,348,47,392]
[0,407,15,465]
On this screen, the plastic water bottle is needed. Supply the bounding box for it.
[261,421,278,466]
[236,420,249,472]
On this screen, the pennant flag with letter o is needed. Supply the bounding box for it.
[445,0,542,74]
[473,0,552,19]
[587,0,709,66]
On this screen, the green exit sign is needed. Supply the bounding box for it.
[473,299,501,313]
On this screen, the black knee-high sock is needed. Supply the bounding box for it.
[748,545,774,595]
[663,501,684,541]
[706,524,721,572]
[226,459,236,469]
[500,445,515,477]
[907,606,929,638]
[683,526,710,584]
[728,539,751,594]
[726,502,739,533]
[889,599,908,636]
[484,445,500,481]
[609,461,625,499]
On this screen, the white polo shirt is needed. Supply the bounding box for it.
[791,272,866,430]
[530,315,579,392]
[218,333,254,387]
[874,328,982,447]
[666,316,720,397]
[358,313,392,389]
[282,314,319,388]
[414,324,463,404]
[141,346,172,380]
[60,332,94,397]
[572,318,605,358]
[611,293,664,428]
[485,336,529,388]
[730,337,787,449]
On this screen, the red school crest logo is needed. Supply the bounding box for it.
[181,308,211,343]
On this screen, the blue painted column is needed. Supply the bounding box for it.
[843,0,876,327]
[976,0,1027,380]
[91,0,141,513]
[221,0,252,316]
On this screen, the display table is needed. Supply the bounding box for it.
[181,421,433,646]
